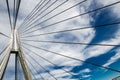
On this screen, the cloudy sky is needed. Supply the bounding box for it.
[0,0,120,80]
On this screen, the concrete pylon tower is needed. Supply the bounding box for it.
[0,30,32,80]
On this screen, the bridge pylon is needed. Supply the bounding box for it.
[0,30,32,80]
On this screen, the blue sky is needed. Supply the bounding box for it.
[0,0,120,80]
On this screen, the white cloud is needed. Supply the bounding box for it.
[79,68,91,73]
[103,48,120,67]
